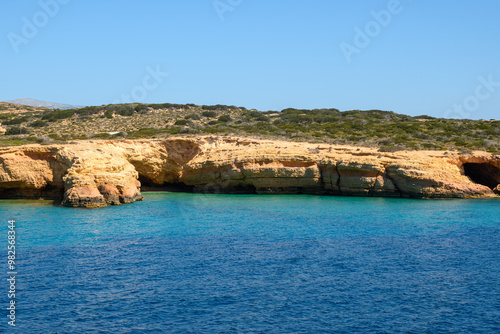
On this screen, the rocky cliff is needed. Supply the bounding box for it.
[0,137,499,207]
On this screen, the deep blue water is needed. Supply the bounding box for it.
[0,193,499,333]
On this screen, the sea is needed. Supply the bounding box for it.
[0,193,499,333]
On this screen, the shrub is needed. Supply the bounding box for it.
[3,116,30,125]
[34,136,52,144]
[174,120,189,126]
[185,114,202,120]
[75,106,100,116]
[29,120,48,128]
[217,115,232,122]
[146,103,186,110]
[114,105,135,117]
[255,115,270,122]
[202,111,218,118]
[0,113,14,121]
[166,127,181,135]
[202,105,230,111]
[245,111,262,118]
[42,109,75,122]
[5,127,30,135]
[134,104,148,113]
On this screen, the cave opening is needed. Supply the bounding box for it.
[462,163,500,190]
[138,175,194,192]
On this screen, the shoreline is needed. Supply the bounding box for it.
[0,136,499,208]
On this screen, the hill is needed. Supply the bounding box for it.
[0,102,498,153]
[2,98,84,110]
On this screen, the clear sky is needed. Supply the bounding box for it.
[1,0,500,119]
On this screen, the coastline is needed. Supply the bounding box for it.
[0,136,499,208]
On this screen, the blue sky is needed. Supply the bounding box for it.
[1,0,500,119]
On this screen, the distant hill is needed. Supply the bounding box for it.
[2,98,84,110]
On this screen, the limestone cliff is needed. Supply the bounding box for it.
[0,143,142,208]
[0,137,499,207]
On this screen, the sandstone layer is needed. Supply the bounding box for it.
[0,137,499,207]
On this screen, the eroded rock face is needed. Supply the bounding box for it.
[0,137,499,207]
[58,144,143,207]
[494,185,500,195]
[0,147,65,199]
[0,143,143,207]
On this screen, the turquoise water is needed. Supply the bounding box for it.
[1,193,499,333]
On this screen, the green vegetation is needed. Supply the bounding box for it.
[201,111,218,118]
[0,102,498,152]
[217,115,232,123]
[29,120,48,128]
[174,119,189,126]
[185,114,202,120]
[5,127,30,135]
[42,109,75,121]
[2,115,31,125]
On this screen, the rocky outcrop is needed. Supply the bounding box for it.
[0,137,499,207]
[0,143,143,208]
[57,144,143,207]
[171,139,498,198]
[0,147,65,198]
